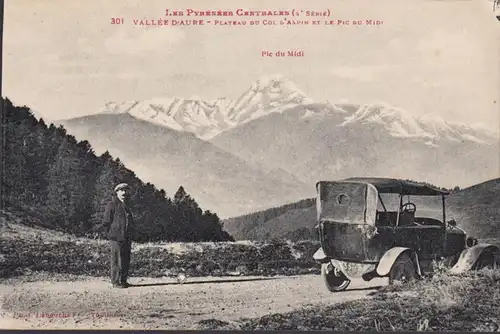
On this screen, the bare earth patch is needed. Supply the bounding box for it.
[0,275,385,330]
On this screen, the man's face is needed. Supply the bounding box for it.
[116,188,129,200]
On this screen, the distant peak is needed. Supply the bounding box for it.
[253,74,288,86]
[97,80,498,143]
[249,74,306,96]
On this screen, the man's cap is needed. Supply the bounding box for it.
[114,183,130,192]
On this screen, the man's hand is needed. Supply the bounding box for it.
[84,229,105,240]
[85,225,104,239]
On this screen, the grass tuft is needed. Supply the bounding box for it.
[229,269,500,331]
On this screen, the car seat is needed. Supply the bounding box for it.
[398,210,416,226]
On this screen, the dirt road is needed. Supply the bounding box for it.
[0,274,388,330]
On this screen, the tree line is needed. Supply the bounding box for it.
[1,98,233,242]
[403,179,461,193]
[223,198,316,240]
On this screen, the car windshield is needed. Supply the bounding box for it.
[377,193,457,224]
[317,181,377,224]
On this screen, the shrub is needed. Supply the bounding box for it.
[0,238,321,279]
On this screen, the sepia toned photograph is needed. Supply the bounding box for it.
[1,0,500,330]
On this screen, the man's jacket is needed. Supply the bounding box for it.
[101,195,135,241]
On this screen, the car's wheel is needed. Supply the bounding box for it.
[389,253,418,285]
[472,251,498,270]
[321,263,350,292]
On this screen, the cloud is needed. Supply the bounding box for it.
[104,27,186,55]
[417,31,481,70]
[329,65,396,83]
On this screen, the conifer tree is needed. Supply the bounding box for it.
[45,139,93,232]
[90,152,116,230]
[1,98,234,242]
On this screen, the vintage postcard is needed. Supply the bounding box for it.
[1,0,500,331]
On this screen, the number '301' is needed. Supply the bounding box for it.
[111,18,124,24]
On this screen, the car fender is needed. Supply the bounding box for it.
[376,247,422,277]
[313,247,328,262]
[449,244,499,274]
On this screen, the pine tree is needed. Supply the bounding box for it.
[174,186,187,204]
[45,139,92,232]
[173,186,196,240]
[90,153,116,230]
[2,98,234,242]
[2,100,42,208]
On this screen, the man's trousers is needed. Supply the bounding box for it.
[110,239,131,285]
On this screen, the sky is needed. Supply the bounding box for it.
[3,0,500,131]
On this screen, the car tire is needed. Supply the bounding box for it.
[321,263,350,292]
[472,251,498,270]
[389,253,418,285]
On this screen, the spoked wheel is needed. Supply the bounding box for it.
[472,251,498,270]
[321,263,350,292]
[389,254,418,285]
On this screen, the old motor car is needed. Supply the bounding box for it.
[312,177,499,292]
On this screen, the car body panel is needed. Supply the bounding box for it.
[394,225,445,260]
[313,247,327,261]
[376,247,422,276]
[318,221,395,263]
[313,177,489,281]
[316,179,452,265]
[449,244,500,273]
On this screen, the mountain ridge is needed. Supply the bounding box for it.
[59,113,313,218]
[99,75,498,144]
[57,75,499,219]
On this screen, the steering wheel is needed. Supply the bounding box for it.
[400,202,416,214]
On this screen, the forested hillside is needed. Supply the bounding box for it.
[1,98,233,242]
[223,179,500,242]
[222,198,317,240]
[447,178,500,240]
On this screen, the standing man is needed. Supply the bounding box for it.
[97,183,135,288]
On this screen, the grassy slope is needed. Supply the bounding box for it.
[260,206,316,240]
[237,206,317,240]
[224,178,500,241]
[222,198,316,240]
[448,178,500,238]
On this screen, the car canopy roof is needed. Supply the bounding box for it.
[337,177,449,196]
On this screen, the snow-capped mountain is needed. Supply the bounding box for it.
[100,75,497,145]
[101,98,233,139]
[209,104,499,191]
[59,75,499,217]
[339,103,497,146]
[101,75,323,140]
[225,75,315,124]
[339,103,432,139]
